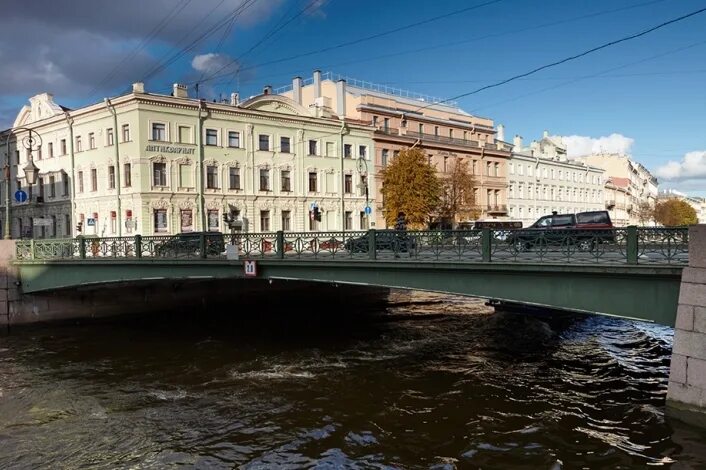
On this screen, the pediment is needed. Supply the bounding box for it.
[240,94,308,116]
[13,93,66,127]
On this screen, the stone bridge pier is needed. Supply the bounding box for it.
[668,224,706,426]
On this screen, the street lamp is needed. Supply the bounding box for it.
[2,127,42,239]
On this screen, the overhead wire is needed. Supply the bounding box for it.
[412,6,706,113]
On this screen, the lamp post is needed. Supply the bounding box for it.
[2,127,42,239]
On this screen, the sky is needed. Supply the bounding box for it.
[1,0,705,195]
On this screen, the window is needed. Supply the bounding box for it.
[383,117,389,131]
[91,169,97,191]
[486,162,492,176]
[154,209,167,233]
[381,149,388,167]
[179,126,191,144]
[107,128,114,146]
[259,168,270,191]
[372,116,378,127]
[38,177,44,199]
[360,175,368,196]
[434,126,439,136]
[281,170,291,191]
[153,162,167,186]
[528,165,533,177]
[108,166,115,189]
[463,130,468,141]
[280,136,290,153]
[260,210,270,232]
[509,163,514,174]
[65,214,71,236]
[258,134,269,151]
[206,129,218,146]
[78,171,84,193]
[393,150,400,159]
[208,210,220,232]
[449,129,454,138]
[37,145,42,160]
[359,145,367,159]
[360,211,368,230]
[110,212,116,234]
[152,123,166,141]
[180,209,193,232]
[48,142,53,158]
[124,163,131,187]
[345,211,352,230]
[88,133,95,149]
[325,142,334,157]
[75,136,82,152]
[122,124,130,142]
[281,210,291,231]
[179,164,192,187]
[494,162,500,177]
[63,174,69,196]
[344,144,352,158]
[419,123,424,134]
[206,165,218,189]
[227,131,240,148]
[344,174,352,193]
[60,139,67,155]
[308,172,317,192]
[308,140,317,156]
[229,167,240,190]
[444,156,448,172]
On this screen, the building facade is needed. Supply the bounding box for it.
[1,83,375,239]
[575,153,659,226]
[508,132,605,227]
[279,71,512,228]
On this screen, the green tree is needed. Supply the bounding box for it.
[381,148,441,229]
[439,158,479,227]
[653,199,698,226]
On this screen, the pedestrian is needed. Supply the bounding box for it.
[394,211,407,232]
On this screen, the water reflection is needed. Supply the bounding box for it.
[1,290,705,468]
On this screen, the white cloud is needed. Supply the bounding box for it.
[551,133,634,158]
[191,53,237,74]
[655,151,706,181]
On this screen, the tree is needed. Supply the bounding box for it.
[439,158,479,227]
[380,148,441,229]
[633,201,656,225]
[653,199,698,226]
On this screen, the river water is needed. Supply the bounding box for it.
[1,291,706,469]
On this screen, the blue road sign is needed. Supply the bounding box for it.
[14,190,27,203]
[365,206,372,215]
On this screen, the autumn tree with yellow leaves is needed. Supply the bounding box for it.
[380,148,441,229]
[439,158,479,227]
[653,199,698,226]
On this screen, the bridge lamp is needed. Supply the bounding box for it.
[23,158,39,186]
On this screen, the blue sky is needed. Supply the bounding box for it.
[2,0,705,194]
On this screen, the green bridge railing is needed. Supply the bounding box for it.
[14,227,689,265]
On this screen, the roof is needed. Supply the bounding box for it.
[608,176,630,188]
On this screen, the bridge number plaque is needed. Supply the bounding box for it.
[244,260,257,277]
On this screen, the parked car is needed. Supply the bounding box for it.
[344,230,417,254]
[155,232,225,257]
[506,210,614,252]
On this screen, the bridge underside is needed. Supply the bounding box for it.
[16,260,683,326]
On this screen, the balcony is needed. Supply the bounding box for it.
[486,204,508,214]
[375,127,400,136]
[406,130,479,148]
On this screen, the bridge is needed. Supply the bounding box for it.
[10,226,689,326]
[4,225,706,424]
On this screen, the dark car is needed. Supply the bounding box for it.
[344,230,417,254]
[507,210,614,252]
[155,232,225,258]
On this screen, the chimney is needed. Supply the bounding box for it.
[513,135,523,151]
[543,129,549,139]
[336,79,346,119]
[230,92,239,106]
[173,83,188,98]
[292,76,303,104]
[313,70,322,99]
[496,124,505,142]
[263,85,272,95]
[132,82,145,93]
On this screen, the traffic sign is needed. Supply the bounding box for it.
[14,190,27,203]
[33,218,52,227]
[244,260,257,277]
[365,206,372,215]
[86,218,96,226]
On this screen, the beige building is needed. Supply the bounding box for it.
[1,83,375,238]
[278,71,512,228]
[508,131,605,226]
[575,153,658,226]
